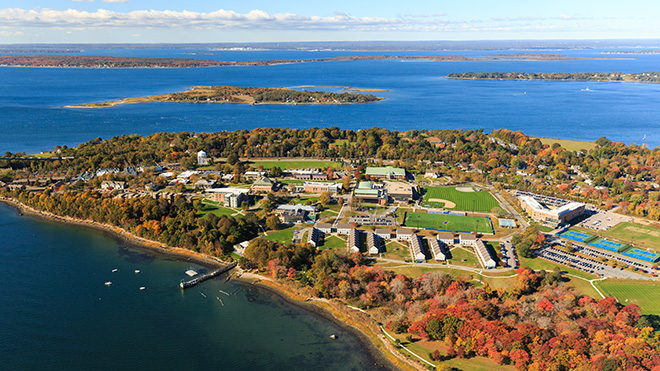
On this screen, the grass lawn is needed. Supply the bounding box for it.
[447,247,481,268]
[197,201,237,218]
[376,264,438,278]
[600,222,660,251]
[263,226,298,244]
[596,279,660,315]
[246,159,342,170]
[564,277,603,299]
[404,212,494,234]
[534,137,596,152]
[382,241,411,261]
[319,235,345,250]
[421,186,499,212]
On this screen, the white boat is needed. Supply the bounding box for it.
[112,269,118,272]
[135,270,141,274]
[581,87,591,91]
[185,269,198,277]
[105,281,113,286]
[139,287,146,290]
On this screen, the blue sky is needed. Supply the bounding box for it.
[0,0,658,43]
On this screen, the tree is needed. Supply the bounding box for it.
[319,191,332,206]
[266,215,281,230]
[226,152,239,165]
[342,176,351,192]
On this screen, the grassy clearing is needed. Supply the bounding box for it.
[320,235,345,250]
[600,222,660,251]
[246,159,342,170]
[263,227,297,244]
[596,279,660,315]
[534,137,596,152]
[382,241,411,261]
[421,186,499,212]
[564,277,602,299]
[404,212,493,234]
[198,201,237,218]
[447,247,481,268]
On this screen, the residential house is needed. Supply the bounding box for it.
[347,228,360,253]
[409,235,425,262]
[367,232,382,255]
[375,228,392,240]
[307,228,321,247]
[459,234,477,246]
[336,223,353,235]
[396,228,414,241]
[101,181,126,191]
[315,223,333,234]
[436,232,455,246]
[427,237,446,261]
[475,240,496,269]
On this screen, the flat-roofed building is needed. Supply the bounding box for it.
[354,181,386,204]
[303,182,340,194]
[384,181,414,202]
[519,195,585,226]
[194,179,218,190]
[347,228,360,253]
[397,228,414,241]
[366,166,406,180]
[206,188,249,208]
[427,237,446,261]
[409,235,425,262]
[459,234,477,246]
[276,204,318,223]
[475,239,496,269]
[367,232,382,255]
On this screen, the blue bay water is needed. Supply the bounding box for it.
[0,202,391,371]
[2,48,660,153]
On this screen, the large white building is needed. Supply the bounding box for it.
[519,195,585,226]
[475,240,496,269]
[427,237,446,261]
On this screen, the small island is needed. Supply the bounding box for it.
[66,85,383,108]
[447,71,660,83]
[0,53,617,69]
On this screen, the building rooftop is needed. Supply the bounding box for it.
[366,166,406,177]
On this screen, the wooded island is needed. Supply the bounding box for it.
[68,85,382,108]
[447,71,660,83]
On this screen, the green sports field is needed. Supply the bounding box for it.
[596,280,660,315]
[404,212,493,234]
[600,222,660,251]
[422,186,499,212]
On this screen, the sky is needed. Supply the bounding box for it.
[0,0,658,43]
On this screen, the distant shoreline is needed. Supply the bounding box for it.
[0,197,410,371]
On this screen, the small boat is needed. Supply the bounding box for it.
[185,269,198,277]
[200,292,207,298]
[135,270,141,274]
[581,87,591,91]
[139,287,146,290]
[105,281,113,286]
[329,334,337,340]
[112,269,118,272]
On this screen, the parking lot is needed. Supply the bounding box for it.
[537,244,653,279]
[499,242,519,268]
[578,211,632,231]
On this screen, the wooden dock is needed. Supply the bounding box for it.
[179,261,237,289]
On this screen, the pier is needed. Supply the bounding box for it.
[179,261,237,289]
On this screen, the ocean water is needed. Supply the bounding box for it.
[0,202,393,371]
[2,48,660,153]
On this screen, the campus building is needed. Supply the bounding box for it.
[205,188,248,208]
[427,237,446,261]
[475,239,496,269]
[518,195,585,226]
[365,166,406,180]
[303,182,340,194]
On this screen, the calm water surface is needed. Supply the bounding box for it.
[0,202,393,371]
[2,48,660,153]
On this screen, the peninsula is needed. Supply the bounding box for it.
[447,71,660,83]
[0,53,614,69]
[66,85,382,108]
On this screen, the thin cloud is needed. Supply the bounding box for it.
[0,7,472,32]
[102,0,129,3]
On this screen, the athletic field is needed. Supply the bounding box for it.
[601,222,660,251]
[422,186,499,212]
[404,212,493,234]
[597,280,660,315]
